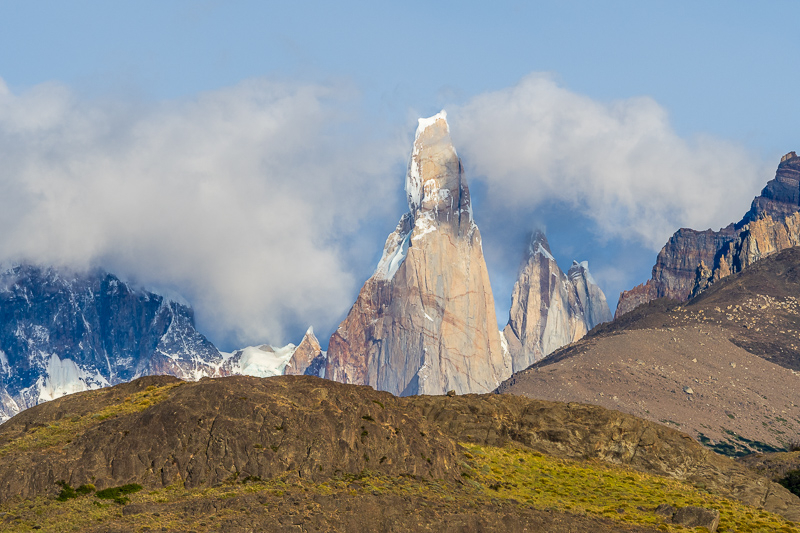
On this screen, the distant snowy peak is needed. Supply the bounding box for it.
[0,264,224,422]
[221,344,296,378]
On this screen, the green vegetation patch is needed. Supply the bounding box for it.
[95,483,142,504]
[779,470,800,498]
[55,482,95,501]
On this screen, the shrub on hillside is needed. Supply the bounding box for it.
[778,470,800,497]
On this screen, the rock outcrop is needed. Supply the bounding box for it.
[616,152,800,317]
[284,327,326,377]
[502,232,611,372]
[325,111,511,395]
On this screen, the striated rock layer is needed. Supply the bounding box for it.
[325,112,511,395]
[616,152,800,317]
[502,232,612,372]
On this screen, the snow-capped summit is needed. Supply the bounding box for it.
[404,110,471,226]
[528,230,555,261]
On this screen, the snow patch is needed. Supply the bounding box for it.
[375,228,411,280]
[412,212,438,241]
[415,110,448,139]
[532,242,555,261]
[38,354,109,403]
[0,350,8,375]
[223,344,297,378]
[146,286,192,307]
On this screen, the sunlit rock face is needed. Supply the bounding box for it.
[502,232,612,372]
[325,112,511,396]
[691,211,800,297]
[617,152,800,317]
[284,327,326,377]
[0,264,224,422]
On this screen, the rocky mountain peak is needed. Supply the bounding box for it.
[740,150,800,226]
[326,113,510,395]
[567,260,591,280]
[284,326,326,377]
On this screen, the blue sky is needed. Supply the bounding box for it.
[0,1,796,349]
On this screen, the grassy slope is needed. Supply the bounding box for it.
[0,441,795,532]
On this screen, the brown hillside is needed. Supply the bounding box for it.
[0,374,797,532]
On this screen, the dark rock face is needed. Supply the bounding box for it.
[0,375,462,503]
[651,505,723,531]
[671,506,721,532]
[0,265,223,420]
[616,152,800,317]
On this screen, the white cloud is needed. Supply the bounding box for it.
[0,77,406,347]
[450,73,770,250]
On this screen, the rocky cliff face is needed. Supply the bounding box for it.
[325,112,511,395]
[692,211,800,296]
[0,264,224,421]
[502,232,611,372]
[617,152,800,317]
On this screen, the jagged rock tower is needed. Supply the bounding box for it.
[325,111,511,395]
[502,231,612,372]
[284,327,326,377]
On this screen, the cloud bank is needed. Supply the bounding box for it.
[0,78,406,347]
[450,74,769,250]
[0,72,774,347]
